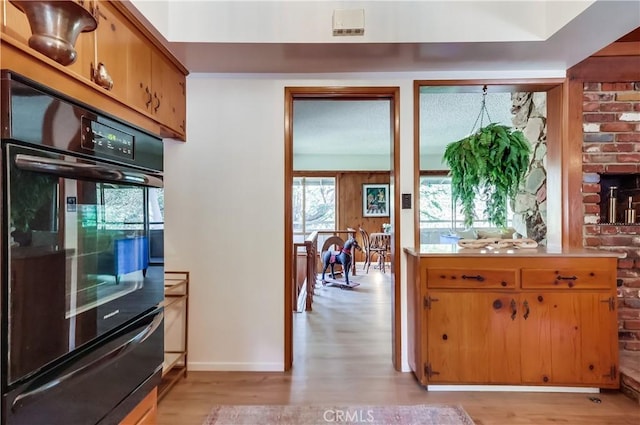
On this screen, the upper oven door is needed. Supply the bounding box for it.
[4,143,164,386]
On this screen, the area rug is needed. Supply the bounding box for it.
[203,404,475,425]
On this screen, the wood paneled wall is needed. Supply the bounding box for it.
[337,171,390,261]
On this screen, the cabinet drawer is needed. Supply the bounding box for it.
[521,269,613,289]
[427,268,517,289]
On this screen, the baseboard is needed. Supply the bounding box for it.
[188,361,283,372]
[427,385,600,393]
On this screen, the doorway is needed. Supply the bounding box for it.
[413,79,567,249]
[284,87,401,371]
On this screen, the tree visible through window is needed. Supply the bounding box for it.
[420,175,512,243]
[293,177,336,242]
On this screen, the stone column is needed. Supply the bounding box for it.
[511,92,548,244]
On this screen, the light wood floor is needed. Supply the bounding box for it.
[157,265,640,425]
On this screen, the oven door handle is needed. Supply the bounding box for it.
[11,311,164,412]
[14,154,163,188]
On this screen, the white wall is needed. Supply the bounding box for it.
[166,1,549,43]
[164,70,565,372]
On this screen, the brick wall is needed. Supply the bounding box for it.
[582,82,640,351]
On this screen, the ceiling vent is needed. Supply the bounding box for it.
[332,9,365,36]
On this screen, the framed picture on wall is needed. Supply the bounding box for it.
[362,184,390,217]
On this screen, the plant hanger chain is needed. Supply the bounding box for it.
[469,85,493,134]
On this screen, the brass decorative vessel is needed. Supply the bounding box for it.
[10,0,97,66]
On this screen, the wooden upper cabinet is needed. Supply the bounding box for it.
[3,0,95,81]
[66,29,95,82]
[67,0,97,82]
[90,0,132,100]
[0,0,188,141]
[2,0,32,44]
[126,41,186,139]
[151,50,186,137]
[128,34,153,115]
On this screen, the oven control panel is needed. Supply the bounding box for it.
[81,117,134,160]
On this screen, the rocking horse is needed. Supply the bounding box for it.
[321,236,360,287]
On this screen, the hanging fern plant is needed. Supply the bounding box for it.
[443,122,531,229]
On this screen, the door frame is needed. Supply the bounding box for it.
[284,86,401,371]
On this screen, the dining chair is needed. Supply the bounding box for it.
[358,227,387,273]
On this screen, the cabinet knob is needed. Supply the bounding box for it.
[543,376,549,383]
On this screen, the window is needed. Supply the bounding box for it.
[292,177,335,242]
[419,175,512,243]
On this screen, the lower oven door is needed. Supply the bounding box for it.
[2,307,163,425]
[4,143,164,386]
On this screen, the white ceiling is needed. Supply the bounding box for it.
[293,100,392,156]
[291,93,513,158]
[129,1,639,74]
[127,1,639,164]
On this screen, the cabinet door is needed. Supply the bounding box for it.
[91,0,134,99]
[520,292,618,387]
[127,32,152,114]
[426,291,520,384]
[151,50,186,136]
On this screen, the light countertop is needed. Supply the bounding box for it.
[404,244,623,258]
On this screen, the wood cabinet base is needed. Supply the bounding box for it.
[406,248,620,389]
[120,387,158,425]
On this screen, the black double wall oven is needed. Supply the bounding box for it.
[0,71,164,424]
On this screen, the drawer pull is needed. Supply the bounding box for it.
[557,275,577,281]
[462,274,485,282]
[523,300,530,320]
[510,299,517,320]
